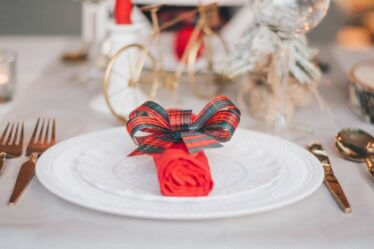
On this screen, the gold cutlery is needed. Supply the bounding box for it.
[0,122,24,175]
[61,49,88,63]
[307,141,351,213]
[8,118,56,205]
[335,128,374,180]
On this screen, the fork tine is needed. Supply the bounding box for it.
[5,123,15,145]
[43,119,50,144]
[37,119,45,144]
[29,118,40,145]
[0,123,10,144]
[12,122,19,145]
[51,119,56,144]
[19,122,24,147]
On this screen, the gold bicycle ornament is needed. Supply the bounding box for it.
[103,3,233,123]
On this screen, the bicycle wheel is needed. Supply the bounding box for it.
[103,44,159,123]
[187,32,231,99]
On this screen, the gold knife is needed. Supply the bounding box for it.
[8,154,37,205]
[307,141,352,213]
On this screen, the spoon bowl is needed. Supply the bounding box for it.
[336,128,373,161]
[335,128,374,180]
[335,140,362,162]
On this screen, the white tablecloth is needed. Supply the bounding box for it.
[0,36,373,249]
[133,0,246,6]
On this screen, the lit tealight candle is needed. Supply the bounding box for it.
[0,50,16,103]
[0,71,9,85]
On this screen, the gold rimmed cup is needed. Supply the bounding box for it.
[348,60,374,124]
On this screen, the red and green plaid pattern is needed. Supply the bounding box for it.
[126,96,241,156]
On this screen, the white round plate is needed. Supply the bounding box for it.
[36,128,323,220]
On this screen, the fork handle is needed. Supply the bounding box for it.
[0,152,6,175]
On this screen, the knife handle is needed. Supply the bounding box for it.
[307,142,351,213]
[364,157,374,181]
[324,174,351,213]
[8,153,37,205]
[0,152,6,175]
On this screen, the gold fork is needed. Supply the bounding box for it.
[8,118,56,205]
[0,122,24,175]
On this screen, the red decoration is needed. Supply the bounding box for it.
[126,96,241,197]
[127,96,240,156]
[115,0,132,24]
[174,26,204,61]
[152,143,213,197]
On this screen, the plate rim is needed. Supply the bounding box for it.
[36,127,323,220]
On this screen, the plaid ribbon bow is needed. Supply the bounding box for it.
[126,96,241,156]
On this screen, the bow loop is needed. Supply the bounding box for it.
[126,96,241,156]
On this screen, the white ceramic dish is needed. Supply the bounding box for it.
[36,128,323,220]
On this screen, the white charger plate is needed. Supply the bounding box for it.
[36,128,323,219]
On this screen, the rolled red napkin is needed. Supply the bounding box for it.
[126,96,240,197]
[152,143,213,196]
[115,0,132,24]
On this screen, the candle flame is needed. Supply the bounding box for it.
[0,72,9,85]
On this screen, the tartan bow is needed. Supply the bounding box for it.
[126,96,241,156]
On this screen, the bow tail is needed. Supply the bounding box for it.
[180,131,222,154]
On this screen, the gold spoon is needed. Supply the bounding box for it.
[335,128,374,180]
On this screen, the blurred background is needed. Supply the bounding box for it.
[1,0,373,48]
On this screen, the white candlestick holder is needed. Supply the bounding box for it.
[91,21,149,121]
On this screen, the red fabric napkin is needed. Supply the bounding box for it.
[115,0,132,24]
[127,96,240,197]
[152,143,213,197]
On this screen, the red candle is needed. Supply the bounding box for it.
[115,0,132,24]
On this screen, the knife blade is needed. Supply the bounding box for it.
[8,154,37,205]
[307,141,351,213]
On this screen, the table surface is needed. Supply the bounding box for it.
[0,36,373,249]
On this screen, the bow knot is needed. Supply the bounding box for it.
[126,96,241,156]
[168,109,192,132]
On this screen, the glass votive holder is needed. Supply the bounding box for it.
[0,50,16,103]
[349,60,374,124]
